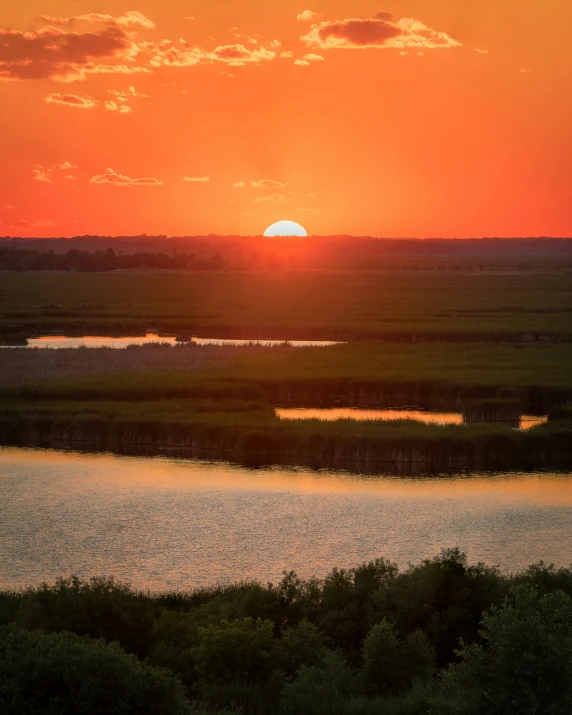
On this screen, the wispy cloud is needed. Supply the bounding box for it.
[183,176,210,183]
[45,93,98,108]
[12,219,57,230]
[250,179,288,189]
[104,100,131,113]
[90,167,162,186]
[294,53,325,66]
[254,194,288,203]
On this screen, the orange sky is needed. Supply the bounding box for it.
[1,1,571,238]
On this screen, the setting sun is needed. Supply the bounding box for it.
[264,220,307,237]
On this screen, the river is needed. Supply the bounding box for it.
[1,447,570,591]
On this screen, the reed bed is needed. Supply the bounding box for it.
[1,399,570,471]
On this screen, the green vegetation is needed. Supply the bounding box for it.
[2,271,572,340]
[2,341,571,469]
[1,398,571,471]
[3,551,572,713]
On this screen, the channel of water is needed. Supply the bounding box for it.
[1,447,570,591]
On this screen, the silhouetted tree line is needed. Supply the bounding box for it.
[0,247,225,272]
[2,549,572,713]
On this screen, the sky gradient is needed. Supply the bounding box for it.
[1,1,571,237]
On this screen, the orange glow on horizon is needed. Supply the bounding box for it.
[0,1,570,238]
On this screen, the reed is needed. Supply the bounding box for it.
[0,399,570,471]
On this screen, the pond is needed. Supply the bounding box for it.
[10,334,340,349]
[276,408,548,430]
[1,447,570,591]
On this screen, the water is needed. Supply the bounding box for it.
[1,447,570,591]
[276,408,547,430]
[5,334,339,349]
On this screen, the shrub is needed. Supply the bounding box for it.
[361,620,434,695]
[280,650,356,714]
[0,626,191,715]
[440,585,572,714]
[192,617,275,684]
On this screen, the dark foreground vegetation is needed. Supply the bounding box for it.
[2,550,572,713]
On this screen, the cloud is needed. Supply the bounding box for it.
[297,10,319,21]
[294,53,324,66]
[2,12,279,82]
[233,181,247,188]
[297,207,320,215]
[1,204,15,210]
[32,167,52,183]
[104,100,131,113]
[108,86,149,100]
[374,12,393,21]
[12,219,57,229]
[0,21,142,82]
[144,41,277,68]
[519,68,534,73]
[254,194,287,203]
[38,11,155,30]
[45,92,98,108]
[183,176,210,182]
[32,161,78,182]
[280,51,294,59]
[475,48,489,54]
[301,16,461,50]
[90,167,162,186]
[250,179,288,189]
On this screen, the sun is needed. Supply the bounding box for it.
[263,220,307,237]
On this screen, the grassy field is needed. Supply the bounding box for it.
[2,271,572,340]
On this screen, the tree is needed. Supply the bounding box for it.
[0,626,191,715]
[361,620,434,695]
[280,650,356,714]
[440,585,572,714]
[192,617,275,684]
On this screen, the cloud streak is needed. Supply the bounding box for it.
[254,194,287,203]
[183,176,210,182]
[294,53,324,66]
[90,167,162,186]
[143,41,277,68]
[301,16,461,51]
[250,179,288,189]
[45,93,97,108]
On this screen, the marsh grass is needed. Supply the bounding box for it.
[2,271,572,339]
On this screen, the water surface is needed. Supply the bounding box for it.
[276,407,547,430]
[1,448,570,591]
[16,334,339,349]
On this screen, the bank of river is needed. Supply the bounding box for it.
[1,447,572,591]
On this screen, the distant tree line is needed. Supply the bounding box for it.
[0,247,225,272]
